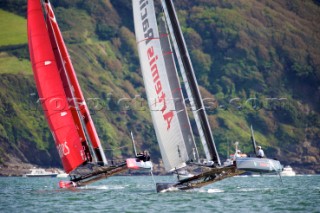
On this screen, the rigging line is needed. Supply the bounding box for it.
[150,170,156,191]
[271,162,284,186]
[136,37,160,44]
[194,107,204,112]
[175,109,185,114]
[104,145,130,151]
[278,171,284,186]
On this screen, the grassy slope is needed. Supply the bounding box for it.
[0,52,32,74]
[0,9,62,165]
[0,9,31,75]
[0,9,27,46]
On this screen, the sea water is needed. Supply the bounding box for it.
[0,175,319,213]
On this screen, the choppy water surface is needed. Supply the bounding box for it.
[0,175,319,213]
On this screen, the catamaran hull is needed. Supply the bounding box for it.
[59,163,128,188]
[156,166,244,193]
[236,157,282,173]
[26,174,58,178]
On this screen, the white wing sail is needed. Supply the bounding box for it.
[133,0,196,171]
[158,16,199,163]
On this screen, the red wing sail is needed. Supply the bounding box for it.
[43,1,107,164]
[27,0,87,173]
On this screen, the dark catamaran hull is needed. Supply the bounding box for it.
[156,166,244,192]
[60,162,128,188]
[60,158,153,188]
[156,157,281,192]
[60,155,152,188]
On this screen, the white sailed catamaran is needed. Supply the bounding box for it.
[133,0,282,192]
[133,0,242,192]
[27,0,152,188]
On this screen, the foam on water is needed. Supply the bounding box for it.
[207,188,224,193]
[160,186,179,193]
[79,184,125,190]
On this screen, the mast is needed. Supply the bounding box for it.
[130,131,138,156]
[161,0,221,165]
[250,125,258,156]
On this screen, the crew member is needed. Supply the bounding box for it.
[233,150,241,161]
[136,152,144,161]
[136,150,150,162]
[256,146,265,158]
[143,150,150,161]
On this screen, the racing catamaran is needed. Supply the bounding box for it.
[132,0,243,192]
[235,125,282,173]
[133,0,281,192]
[27,0,151,188]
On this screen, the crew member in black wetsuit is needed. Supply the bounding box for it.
[144,150,150,161]
[136,150,150,162]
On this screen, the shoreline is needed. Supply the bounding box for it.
[0,162,317,177]
[0,162,168,177]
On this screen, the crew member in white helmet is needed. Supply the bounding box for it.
[256,146,265,158]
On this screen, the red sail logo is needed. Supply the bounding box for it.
[57,141,70,157]
[140,0,174,130]
[147,46,174,130]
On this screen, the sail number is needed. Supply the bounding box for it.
[57,141,70,157]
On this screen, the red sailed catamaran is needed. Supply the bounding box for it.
[27,0,152,188]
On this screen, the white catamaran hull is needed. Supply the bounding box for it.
[126,158,153,171]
